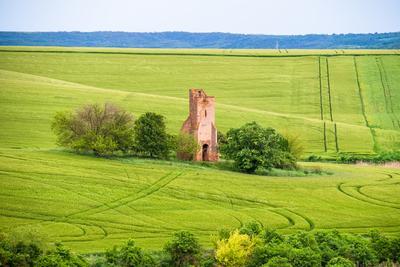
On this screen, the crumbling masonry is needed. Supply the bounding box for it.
[180,89,218,161]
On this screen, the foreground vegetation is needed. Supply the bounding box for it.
[2,224,400,266]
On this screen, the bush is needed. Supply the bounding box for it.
[174,133,199,160]
[239,221,263,237]
[220,122,296,173]
[133,112,171,159]
[0,233,42,267]
[215,230,254,267]
[288,247,321,267]
[51,103,135,156]
[263,256,292,267]
[164,231,201,267]
[327,256,354,267]
[105,239,154,267]
[36,243,87,267]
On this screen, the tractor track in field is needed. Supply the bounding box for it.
[68,171,183,218]
[357,185,400,205]
[337,182,400,210]
[318,57,328,152]
[354,56,377,152]
[163,187,311,231]
[376,57,400,129]
[325,57,334,122]
[0,169,182,239]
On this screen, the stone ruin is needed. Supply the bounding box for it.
[179,89,219,162]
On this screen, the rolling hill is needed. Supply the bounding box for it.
[0,47,399,252]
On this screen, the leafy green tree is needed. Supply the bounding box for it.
[239,221,263,237]
[367,230,393,263]
[133,112,171,158]
[174,133,199,160]
[0,233,42,267]
[288,247,321,267]
[35,243,87,267]
[164,231,201,267]
[263,256,292,267]
[327,256,354,267]
[220,122,296,173]
[51,103,135,156]
[105,239,154,267]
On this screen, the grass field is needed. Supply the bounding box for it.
[0,47,399,253]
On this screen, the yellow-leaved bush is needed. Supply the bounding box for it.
[215,230,255,267]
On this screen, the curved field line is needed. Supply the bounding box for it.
[76,171,183,218]
[337,182,400,210]
[162,187,307,230]
[357,185,400,205]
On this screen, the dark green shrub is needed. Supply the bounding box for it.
[0,233,42,267]
[164,231,201,267]
[287,231,319,250]
[341,235,377,267]
[327,256,354,267]
[288,247,321,267]
[36,243,87,267]
[259,229,285,245]
[239,221,263,237]
[263,256,292,267]
[52,103,135,156]
[220,122,296,173]
[133,112,171,158]
[104,239,154,267]
[247,243,292,267]
[367,230,392,263]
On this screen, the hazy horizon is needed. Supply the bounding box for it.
[0,0,399,35]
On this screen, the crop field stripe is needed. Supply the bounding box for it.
[353,56,378,152]
[323,122,327,152]
[318,57,324,120]
[334,123,339,152]
[376,57,400,128]
[325,57,334,121]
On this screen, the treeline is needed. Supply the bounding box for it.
[1,31,400,49]
[307,151,400,164]
[52,103,299,174]
[1,222,400,266]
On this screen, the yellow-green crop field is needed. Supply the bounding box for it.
[0,47,399,253]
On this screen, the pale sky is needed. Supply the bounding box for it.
[0,0,399,34]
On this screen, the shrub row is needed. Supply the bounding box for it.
[307,151,400,164]
[2,223,400,267]
[52,103,198,159]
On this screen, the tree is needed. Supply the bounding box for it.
[133,112,171,158]
[327,256,354,267]
[215,230,255,267]
[220,122,296,173]
[174,133,199,160]
[51,103,135,156]
[105,239,154,267]
[164,231,201,267]
[35,243,87,267]
[263,256,292,267]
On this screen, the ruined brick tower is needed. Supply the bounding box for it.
[180,89,218,161]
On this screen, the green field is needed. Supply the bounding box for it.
[0,47,399,253]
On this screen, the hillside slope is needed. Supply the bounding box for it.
[0,47,399,252]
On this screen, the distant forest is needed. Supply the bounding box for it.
[0,31,399,49]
